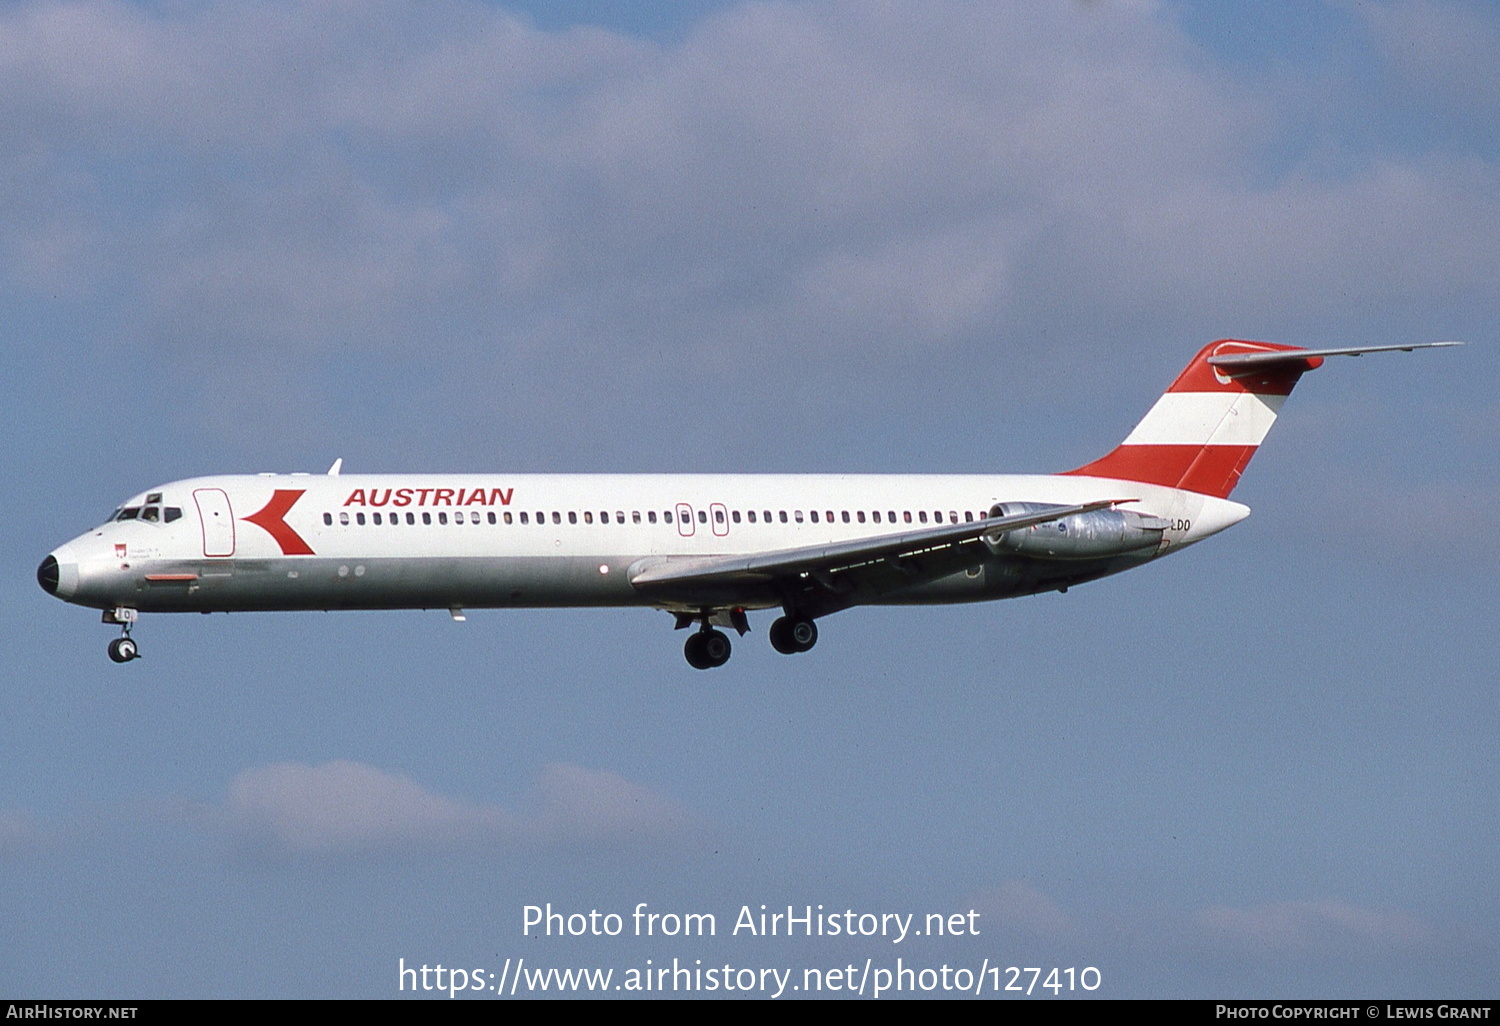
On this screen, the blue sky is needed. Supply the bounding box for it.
[2,0,1496,998]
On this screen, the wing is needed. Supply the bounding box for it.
[627,498,1132,617]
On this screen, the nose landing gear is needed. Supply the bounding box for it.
[103,607,141,663]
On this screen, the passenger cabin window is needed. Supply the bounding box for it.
[747,511,756,523]
[520,512,529,524]
[732,510,741,523]
[422,512,432,525]
[438,512,447,525]
[373,513,382,525]
[552,512,561,525]
[356,512,366,525]
[698,510,707,524]
[794,510,804,523]
[856,511,865,523]
[323,513,333,526]
[406,512,415,525]
[663,511,672,523]
[583,511,592,524]
[633,511,642,524]
[810,511,819,523]
[779,511,788,523]
[648,511,657,524]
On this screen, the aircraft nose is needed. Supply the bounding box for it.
[37,555,58,594]
[37,552,78,600]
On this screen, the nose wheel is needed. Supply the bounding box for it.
[104,607,141,663]
[107,634,140,663]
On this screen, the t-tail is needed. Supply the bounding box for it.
[1064,339,1461,499]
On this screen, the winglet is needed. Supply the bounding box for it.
[327,458,343,476]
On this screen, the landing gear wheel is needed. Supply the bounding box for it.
[107,637,139,663]
[770,615,817,654]
[684,629,731,669]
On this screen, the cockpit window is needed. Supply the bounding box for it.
[117,507,141,521]
[140,506,160,523]
[164,507,182,523]
[146,492,163,504]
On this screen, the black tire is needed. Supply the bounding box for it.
[769,616,798,655]
[700,629,731,667]
[107,637,138,663]
[684,632,712,670]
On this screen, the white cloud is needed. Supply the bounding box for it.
[970,880,1076,938]
[1197,899,1434,950]
[1361,0,1500,116]
[0,0,1494,452]
[222,759,689,858]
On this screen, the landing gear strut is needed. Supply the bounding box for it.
[684,626,732,669]
[768,614,817,655]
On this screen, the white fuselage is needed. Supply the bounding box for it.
[42,471,1248,617]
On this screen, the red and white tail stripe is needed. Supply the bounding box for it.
[1064,340,1316,499]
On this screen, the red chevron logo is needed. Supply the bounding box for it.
[242,489,315,556]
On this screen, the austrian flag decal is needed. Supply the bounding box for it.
[242,489,316,556]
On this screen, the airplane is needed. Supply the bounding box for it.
[37,339,1457,668]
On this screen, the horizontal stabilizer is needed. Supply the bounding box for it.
[1208,341,1462,372]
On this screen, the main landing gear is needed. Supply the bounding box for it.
[675,610,818,668]
[683,627,732,670]
[768,614,817,655]
[104,607,141,663]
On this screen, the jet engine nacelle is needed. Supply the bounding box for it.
[985,502,1169,560]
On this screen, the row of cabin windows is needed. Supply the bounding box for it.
[322,508,988,528]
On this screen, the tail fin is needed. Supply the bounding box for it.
[1063,339,1316,499]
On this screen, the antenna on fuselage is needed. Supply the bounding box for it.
[327,458,343,476]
